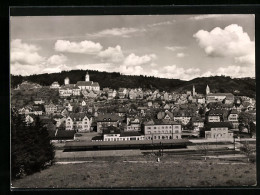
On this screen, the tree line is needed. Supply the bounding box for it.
[11,70,256,97]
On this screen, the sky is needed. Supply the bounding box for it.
[10,14,255,80]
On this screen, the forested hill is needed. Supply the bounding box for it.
[10,70,256,98]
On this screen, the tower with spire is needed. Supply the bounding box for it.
[85,72,90,81]
[206,85,210,95]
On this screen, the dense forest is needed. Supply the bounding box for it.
[10,69,256,98]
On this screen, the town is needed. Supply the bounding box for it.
[11,71,256,146]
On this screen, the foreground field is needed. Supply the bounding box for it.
[12,153,256,188]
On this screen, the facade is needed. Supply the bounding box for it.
[227,109,239,129]
[206,93,234,104]
[44,103,57,115]
[65,113,92,132]
[207,109,224,122]
[103,126,145,141]
[126,117,141,131]
[205,122,233,141]
[143,120,182,140]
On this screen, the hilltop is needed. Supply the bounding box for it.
[10,70,256,98]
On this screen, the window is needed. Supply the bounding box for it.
[154,127,157,129]
[147,127,151,129]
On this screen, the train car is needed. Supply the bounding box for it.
[63,139,190,151]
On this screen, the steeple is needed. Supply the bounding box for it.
[206,85,210,95]
[85,72,90,81]
[193,85,196,96]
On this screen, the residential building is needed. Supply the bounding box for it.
[206,109,224,122]
[66,113,92,132]
[96,113,122,133]
[44,103,57,115]
[50,81,60,89]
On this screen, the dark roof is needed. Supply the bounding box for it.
[103,126,121,134]
[208,109,224,115]
[120,131,144,137]
[96,113,122,122]
[144,119,181,126]
[48,130,76,140]
[229,109,238,114]
[205,122,232,130]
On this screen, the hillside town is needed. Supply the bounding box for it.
[11,72,256,144]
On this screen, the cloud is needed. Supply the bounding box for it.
[86,27,146,38]
[74,63,115,73]
[148,65,201,80]
[150,63,157,67]
[189,15,224,20]
[54,40,103,54]
[10,39,45,65]
[11,62,44,76]
[118,65,144,76]
[234,54,255,65]
[165,46,186,52]
[201,65,255,78]
[42,64,72,74]
[193,24,254,58]
[123,53,157,66]
[148,20,175,27]
[97,45,124,63]
[176,53,186,58]
[47,54,68,65]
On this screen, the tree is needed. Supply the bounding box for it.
[196,143,209,161]
[238,112,254,134]
[11,110,55,179]
[249,121,256,137]
[240,141,255,163]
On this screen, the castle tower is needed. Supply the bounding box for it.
[64,77,70,85]
[85,72,90,82]
[206,85,210,95]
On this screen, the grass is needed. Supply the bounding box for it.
[11,155,256,188]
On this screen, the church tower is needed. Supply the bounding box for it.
[193,85,196,96]
[206,85,210,95]
[64,77,70,85]
[85,72,90,81]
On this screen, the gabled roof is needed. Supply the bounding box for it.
[76,81,93,86]
[68,113,91,121]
